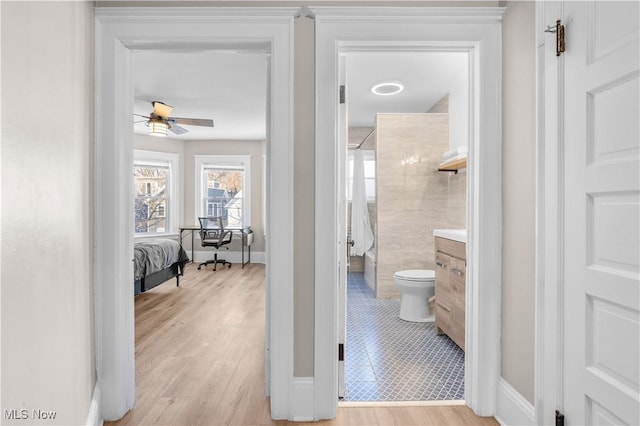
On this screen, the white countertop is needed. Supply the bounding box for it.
[433,229,467,243]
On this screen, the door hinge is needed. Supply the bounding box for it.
[338,343,344,361]
[545,19,565,56]
[555,410,565,426]
[339,85,346,104]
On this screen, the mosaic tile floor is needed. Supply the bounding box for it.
[344,272,465,401]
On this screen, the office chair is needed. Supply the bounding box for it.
[197,217,233,271]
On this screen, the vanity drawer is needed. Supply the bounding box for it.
[435,237,466,260]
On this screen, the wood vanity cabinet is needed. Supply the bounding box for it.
[435,237,466,351]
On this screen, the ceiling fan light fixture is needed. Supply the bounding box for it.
[147,118,169,137]
[371,81,404,96]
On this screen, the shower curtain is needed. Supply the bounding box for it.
[350,149,374,256]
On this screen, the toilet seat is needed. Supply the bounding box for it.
[393,269,435,282]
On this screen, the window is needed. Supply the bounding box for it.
[195,155,251,227]
[134,150,180,236]
[347,149,376,201]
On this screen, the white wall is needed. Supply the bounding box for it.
[501,0,536,404]
[448,66,470,151]
[425,58,469,153]
[133,134,184,156]
[1,2,96,424]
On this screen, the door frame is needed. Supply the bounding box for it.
[94,7,296,420]
[312,7,505,419]
[337,55,348,400]
[534,2,564,425]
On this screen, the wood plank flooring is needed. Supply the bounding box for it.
[107,263,497,425]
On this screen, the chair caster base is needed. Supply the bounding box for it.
[197,259,231,271]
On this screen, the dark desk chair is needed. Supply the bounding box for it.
[197,217,233,271]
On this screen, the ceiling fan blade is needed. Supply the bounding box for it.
[133,119,148,124]
[170,117,214,127]
[134,113,150,119]
[152,101,173,118]
[169,123,189,135]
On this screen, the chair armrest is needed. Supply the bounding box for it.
[221,229,233,244]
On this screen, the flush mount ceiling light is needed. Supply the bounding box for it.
[371,81,404,96]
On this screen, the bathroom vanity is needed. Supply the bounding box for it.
[433,230,467,351]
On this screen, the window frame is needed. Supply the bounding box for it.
[195,154,251,227]
[347,149,376,202]
[133,149,180,237]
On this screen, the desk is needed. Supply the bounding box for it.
[179,225,252,268]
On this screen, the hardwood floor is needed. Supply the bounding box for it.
[107,263,497,425]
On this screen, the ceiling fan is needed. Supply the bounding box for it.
[134,101,214,136]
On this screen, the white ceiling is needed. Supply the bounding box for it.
[346,51,468,128]
[133,50,268,140]
[133,49,467,141]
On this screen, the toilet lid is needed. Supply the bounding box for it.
[394,269,435,281]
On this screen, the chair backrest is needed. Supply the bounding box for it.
[198,216,222,231]
[198,217,232,248]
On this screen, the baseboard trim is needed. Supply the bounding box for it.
[495,377,535,426]
[86,382,103,426]
[192,250,265,265]
[339,399,465,407]
[292,377,314,421]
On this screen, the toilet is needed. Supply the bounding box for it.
[393,269,436,322]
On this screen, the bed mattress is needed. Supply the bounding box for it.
[134,238,189,280]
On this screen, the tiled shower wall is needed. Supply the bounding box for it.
[375,113,466,299]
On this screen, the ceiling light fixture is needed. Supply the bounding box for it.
[147,117,169,137]
[371,81,404,96]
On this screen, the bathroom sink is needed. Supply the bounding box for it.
[433,229,467,243]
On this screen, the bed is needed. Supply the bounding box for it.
[134,239,190,295]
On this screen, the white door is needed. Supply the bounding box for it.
[337,54,349,399]
[561,1,639,424]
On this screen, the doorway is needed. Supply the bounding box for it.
[312,6,504,419]
[94,7,296,421]
[341,50,470,402]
